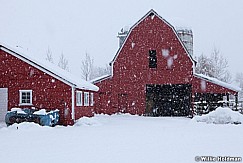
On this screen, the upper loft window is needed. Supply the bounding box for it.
[19,90,32,105]
[149,50,157,68]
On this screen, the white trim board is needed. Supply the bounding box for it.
[0,88,8,122]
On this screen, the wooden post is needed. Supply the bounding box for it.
[226,93,229,107]
[235,93,238,111]
[191,93,195,118]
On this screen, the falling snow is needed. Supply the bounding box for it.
[167,56,174,68]
[173,54,178,59]
[200,80,206,91]
[0,7,243,163]
[162,49,169,58]
[131,42,135,48]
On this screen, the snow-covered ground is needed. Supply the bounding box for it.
[0,122,6,128]
[0,114,243,163]
[193,107,243,124]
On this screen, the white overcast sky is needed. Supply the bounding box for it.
[0,0,242,78]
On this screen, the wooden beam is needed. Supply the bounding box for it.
[235,93,238,111]
[227,93,229,107]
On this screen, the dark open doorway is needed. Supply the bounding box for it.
[145,84,191,116]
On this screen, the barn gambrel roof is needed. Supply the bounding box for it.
[0,43,99,91]
[110,9,196,66]
[92,9,197,84]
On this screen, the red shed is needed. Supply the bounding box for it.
[93,9,240,116]
[0,44,98,125]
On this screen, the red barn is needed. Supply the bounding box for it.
[0,44,98,125]
[93,9,240,116]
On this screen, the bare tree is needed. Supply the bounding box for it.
[80,52,111,81]
[46,47,54,63]
[103,64,112,74]
[195,48,231,83]
[195,53,213,76]
[81,52,94,81]
[58,52,69,71]
[210,48,231,82]
[235,72,243,99]
[91,64,111,80]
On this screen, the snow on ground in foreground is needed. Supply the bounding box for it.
[0,122,6,128]
[0,114,243,163]
[193,107,243,124]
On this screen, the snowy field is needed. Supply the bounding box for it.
[0,113,243,163]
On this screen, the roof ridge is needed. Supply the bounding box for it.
[110,9,196,65]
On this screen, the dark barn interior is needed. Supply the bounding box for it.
[145,84,192,116]
[193,93,225,115]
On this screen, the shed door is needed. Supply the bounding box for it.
[0,88,8,122]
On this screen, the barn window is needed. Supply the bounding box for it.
[90,93,94,106]
[76,91,82,106]
[19,90,32,105]
[149,50,157,68]
[84,92,89,106]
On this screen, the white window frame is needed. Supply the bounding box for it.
[84,92,89,106]
[90,93,94,106]
[19,90,33,105]
[76,91,83,106]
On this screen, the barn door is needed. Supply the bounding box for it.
[0,88,8,122]
[146,84,191,116]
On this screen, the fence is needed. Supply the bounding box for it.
[193,100,243,115]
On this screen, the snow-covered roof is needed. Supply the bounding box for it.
[90,74,112,84]
[175,27,193,32]
[0,43,99,92]
[194,73,241,92]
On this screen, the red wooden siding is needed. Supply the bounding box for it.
[192,76,237,95]
[94,10,238,116]
[0,49,72,125]
[95,11,194,115]
[0,49,96,125]
[74,89,94,119]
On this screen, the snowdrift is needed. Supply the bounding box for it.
[193,107,243,124]
[74,116,102,127]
